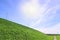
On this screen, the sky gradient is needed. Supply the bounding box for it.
[0,0,60,34]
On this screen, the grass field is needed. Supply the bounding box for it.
[48,36,54,40]
[56,36,60,40]
[0,18,53,40]
[47,34,60,40]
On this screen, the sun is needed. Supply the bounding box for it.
[18,0,46,19]
[20,2,40,19]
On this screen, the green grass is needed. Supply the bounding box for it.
[57,36,60,40]
[0,18,53,40]
[48,36,54,40]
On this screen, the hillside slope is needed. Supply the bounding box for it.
[0,18,53,40]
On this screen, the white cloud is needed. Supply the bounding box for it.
[31,5,60,34]
[38,23,60,34]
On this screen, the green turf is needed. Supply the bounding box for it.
[0,18,53,40]
[48,36,54,40]
[57,36,60,40]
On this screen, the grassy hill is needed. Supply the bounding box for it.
[0,18,53,40]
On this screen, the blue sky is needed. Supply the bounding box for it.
[0,0,60,34]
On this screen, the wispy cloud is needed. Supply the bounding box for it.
[31,2,60,27]
[11,0,60,34]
